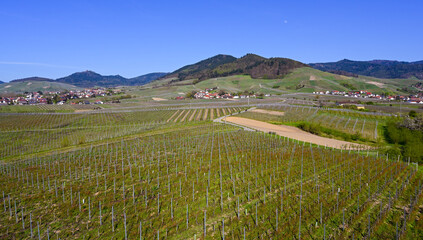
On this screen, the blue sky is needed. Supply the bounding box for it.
[0,0,422,82]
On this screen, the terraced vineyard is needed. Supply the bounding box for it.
[1,104,422,239]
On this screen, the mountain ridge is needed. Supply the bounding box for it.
[11,77,55,83]
[310,59,423,79]
[5,71,168,88]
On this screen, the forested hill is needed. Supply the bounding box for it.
[160,53,307,82]
[310,59,423,80]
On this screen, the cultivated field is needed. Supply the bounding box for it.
[0,101,422,239]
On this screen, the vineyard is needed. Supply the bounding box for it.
[1,103,422,239]
[0,107,247,160]
[238,104,390,141]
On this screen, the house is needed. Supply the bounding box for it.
[95,100,104,104]
[175,96,185,100]
[209,93,219,98]
[38,98,48,104]
[28,99,37,105]
[16,98,27,105]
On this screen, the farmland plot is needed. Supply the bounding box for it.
[0,115,422,240]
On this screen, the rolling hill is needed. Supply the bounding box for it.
[56,71,127,87]
[10,77,55,83]
[0,80,81,94]
[56,71,168,88]
[139,66,422,99]
[160,54,307,83]
[310,59,423,80]
[127,72,168,86]
[2,71,168,90]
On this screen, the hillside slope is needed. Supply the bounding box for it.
[139,67,421,99]
[163,54,237,80]
[128,72,168,85]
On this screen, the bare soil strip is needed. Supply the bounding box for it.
[222,108,227,116]
[152,97,166,101]
[196,109,202,121]
[216,109,220,118]
[367,81,385,88]
[173,110,185,122]
[188,109,197,121]
[203,109,208,120]
[210,109,214,119]
[250,109,285,116]
[225,117,367,150]
[167,110,179,122]
[179,110,190,122]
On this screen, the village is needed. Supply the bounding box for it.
[314,90,423,104]
[0,88,122,105]
[180,87,270,100]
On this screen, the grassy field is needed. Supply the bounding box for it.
[1,101,422,239]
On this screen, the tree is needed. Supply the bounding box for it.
[52,94,60,104]
[409,110,417,118]
[185,91,196,99]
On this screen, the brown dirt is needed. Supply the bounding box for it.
[225,117,368,150]
[188,109,197,121]
[180,110,190,122]
[167,110,179,122]
[152,97,166,101]
[203,109,208,120]
[74,109,92,113]
[367,81,385,88]
[196,109,202,121]
[173,110,185,122]
[250,109,285,116]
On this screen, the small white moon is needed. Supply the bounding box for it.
[284,20,288,24]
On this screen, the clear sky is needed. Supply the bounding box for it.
[0,0,422,82]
